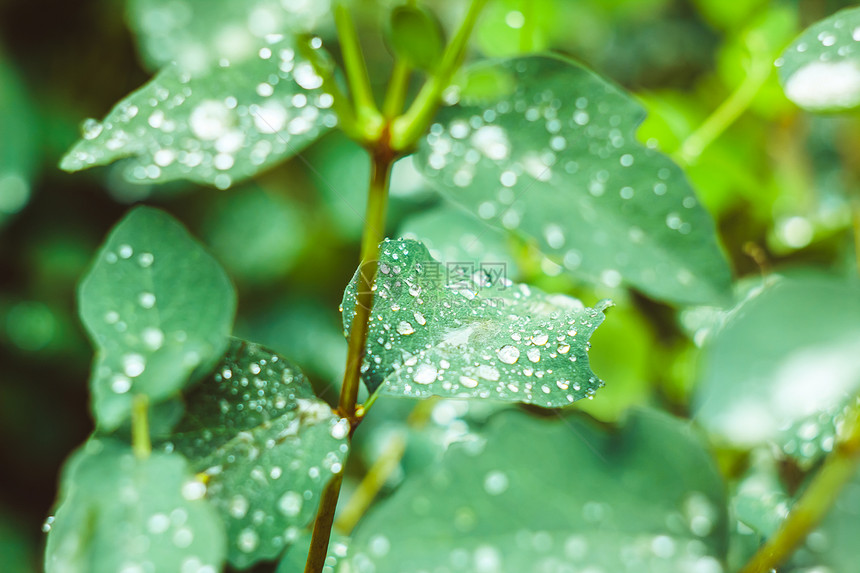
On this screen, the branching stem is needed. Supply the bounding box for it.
[390,0,489,150]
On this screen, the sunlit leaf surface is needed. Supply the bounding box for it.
[415,55,732,306]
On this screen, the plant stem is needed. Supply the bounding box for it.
[390,0,489,151]
[383,60,412,119]
[674,40,771,165]
[738,402,860,573]
[520,0,536,53]
[339,144,394,422]
[303,472,344,573]
[304,140,396,573]
[334,397,437,534]
[131,394,151,460]
[335,3,383,137]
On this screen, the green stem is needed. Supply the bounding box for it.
[335,3,383,137]
[390,0,489,151]
[339,145,394,421]
[519,0,536,53]
[304,141,396,573]
[674,42,771,165]
[303,472,344,573]
[383,60,412,119]
[131,394,151,459]
[738,403,860,573]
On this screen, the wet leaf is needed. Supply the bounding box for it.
[693,273,860,465]
[60,37,335,190]
[44,438,225,573]
[79,206,235,430]
[160,339,349,568]
[387,5,445,71]
[342,238,610,405]
[777,7,860,112]
[126,0,331,72]
[344,408,728,573]
[415,55,732,306]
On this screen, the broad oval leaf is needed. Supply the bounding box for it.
[127,0,332,72]
[693,273,860,465]
[342,238,610,405]
[343,408,728,572]
[387,5,445,71]
[60,37,335,189]
[44,438,225,573]
[79,206,235,430]
[160,339,349,568]
[777,7,860,112]
[415,55,732,306]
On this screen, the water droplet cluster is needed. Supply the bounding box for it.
[159,339,349,566]
[416,56,729,305]
[62,36,335,189]
[342,239,610,407]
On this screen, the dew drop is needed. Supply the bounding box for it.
[118,244,133,259]
[181,480,207,501]
[483,470,509,495]
[138,292,156,309]
[497,345,520,364]
[526,347,541,363]
[413,363,438,385]
[237,528,259,552]
[111,374,132,394]
[123,353,146,377]
[278,491,303,517]
[396,321,415,335]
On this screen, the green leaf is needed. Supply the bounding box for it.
[344,408,728,572]
[126,0,331,72]
[415,55,732,306]
[387,5,445,71]
[399,201,519,271]
[693,273,860,465]
[776,7,860,112]
[160,339,349,568]
[342,238,610,405]
[44,438,225,573]
[79,206,235,430]
[60,37,335,190]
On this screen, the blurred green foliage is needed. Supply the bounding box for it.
[2,0,860,571]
